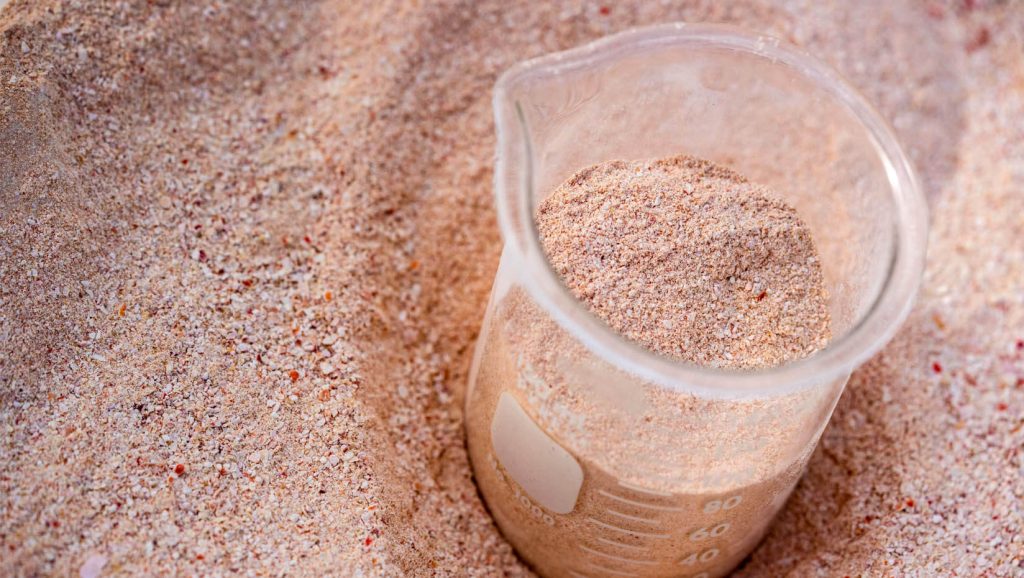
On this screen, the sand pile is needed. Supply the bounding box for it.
[1,1,1021,576]
[537,156,831,369]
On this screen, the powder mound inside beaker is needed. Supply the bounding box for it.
[537,155,831,369]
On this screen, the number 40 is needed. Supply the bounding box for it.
[680,548,720,566]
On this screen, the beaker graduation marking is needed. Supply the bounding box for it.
[586,517,671,539]
[585,561,640,577]
[578,545,658,566]
[595,536,648,552]
[605,509,662,525]
[617,480,673,497]
[597,490,685,511]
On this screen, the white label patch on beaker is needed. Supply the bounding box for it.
[491,392,583,514]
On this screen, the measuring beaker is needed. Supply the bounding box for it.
[465,24,927,578]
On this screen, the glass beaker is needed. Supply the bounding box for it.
[465,24,927,578]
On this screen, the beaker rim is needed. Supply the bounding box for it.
[492,23,928,400]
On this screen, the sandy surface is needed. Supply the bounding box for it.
[0,1,1021,577]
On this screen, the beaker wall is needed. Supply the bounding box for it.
[467,24,927,578]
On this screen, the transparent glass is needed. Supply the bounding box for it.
[465,24,927,578]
